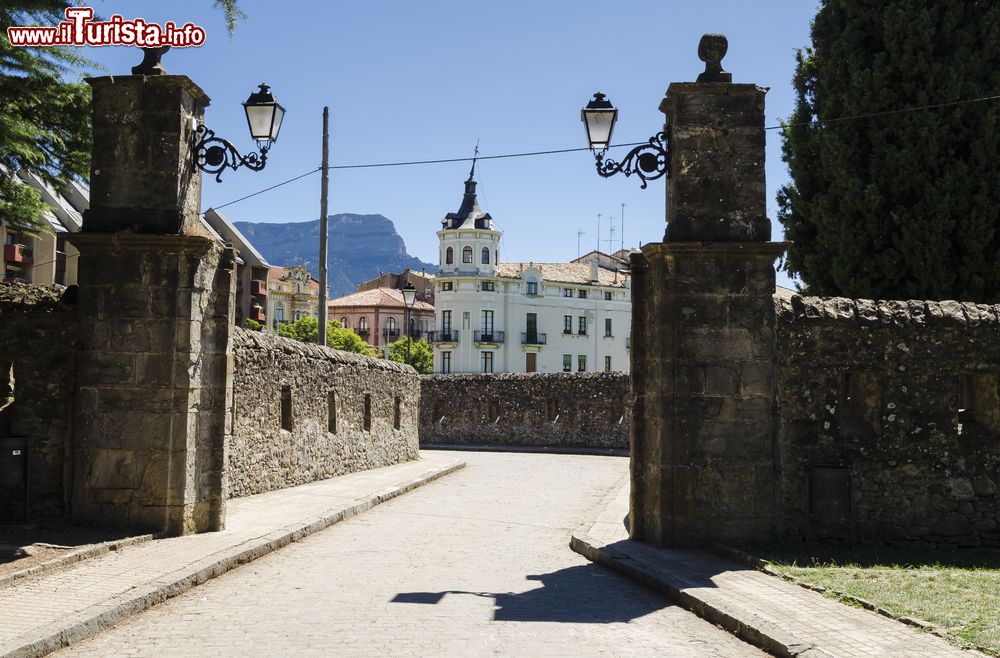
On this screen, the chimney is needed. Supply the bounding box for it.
[590,260,599,284]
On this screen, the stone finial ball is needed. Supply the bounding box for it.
[698,33,728,65]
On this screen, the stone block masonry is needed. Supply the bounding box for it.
[776,296,1000,548]
[419,372,628,450]
[229,328,420,498]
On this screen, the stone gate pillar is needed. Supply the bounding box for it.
[629,35,786,547]
[67,72,234,534]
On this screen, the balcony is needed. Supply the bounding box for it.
[427,330,459,344]
[251,279,267,296]
[250,306,265,322]
[4,244,32,265]
[521,332,547,345]
[383,328,400,338]
[408,329,423,340]
[474,330,505,344]
[356,328,370,338]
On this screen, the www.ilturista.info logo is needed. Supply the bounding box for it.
[7,7,205,48]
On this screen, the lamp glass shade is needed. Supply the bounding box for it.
[243,83,285,144]
[581,92,618,151]
[402,285,417,308]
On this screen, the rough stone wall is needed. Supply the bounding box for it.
[0,284,78,520]
[419,372,629,450]
[230,328,420,497]
[776,296,1000,548]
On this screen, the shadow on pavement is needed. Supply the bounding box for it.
[392,563,670,624]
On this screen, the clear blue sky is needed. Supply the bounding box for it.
[79,0,818,285]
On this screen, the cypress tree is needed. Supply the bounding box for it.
[778,0,1000,302]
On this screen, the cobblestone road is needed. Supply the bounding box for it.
[60,452,761,657]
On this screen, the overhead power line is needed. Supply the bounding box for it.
[765,93,1000,130]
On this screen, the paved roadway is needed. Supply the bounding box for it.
[60,451,761,657]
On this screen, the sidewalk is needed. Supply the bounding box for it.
[0,453,464,658]
[570,482,975,658]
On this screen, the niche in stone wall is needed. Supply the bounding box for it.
[547,398,559,423]
[280,385,293,431]
[487,400,501,423]
[838,371,879,438]
[394,397,402,430]
[958,373,1000,437]
[328,390,337,434]
[364,394,372,431]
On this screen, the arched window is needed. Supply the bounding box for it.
[445,247,454,264]
[481,247,490,264]
[358,317,368,332]
[462,246,473,263]
[340,317,348,327]
[387,317,396,331]
[276,304,284,322]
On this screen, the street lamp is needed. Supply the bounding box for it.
[401,283,417,366]
[581,92,668,189]
[194,83,286,182]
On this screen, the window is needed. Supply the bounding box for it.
[276,304,284,323]
[463,246,473,263]
[340,317,348,327]
[563,315,573,334]
[445,247,454,264]
[578,316,587,335]
[578,355,587,372]
[328,390,337,433]
[481,351,494,373]
[562,288,573,297]
[578,289,587,299]
[358,316,368,332]
[280,385,293,431]
[441,351,452,373]
[442,281,453,291]
[394,396,402,430]
[562,354,572,372]
[481,310,494,333]
[481,247,490,264]
[604,356,612,372]
[605,318,613,337]
[526,281,538,295]
[481,281,495,292]
[363,394,372,431]
[387,317,396,331]
[604,291,613,301]
[441,310,452,332]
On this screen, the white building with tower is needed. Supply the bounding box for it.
[429,163,631,374]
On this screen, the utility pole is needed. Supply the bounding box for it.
[597,213,602,255]
[317,106,330,346]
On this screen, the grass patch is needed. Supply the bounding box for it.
[742,543,1000,655]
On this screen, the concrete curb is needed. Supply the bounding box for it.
[0,534,156,590]
[422,442,628,457]
[569,531,815,658]
[2,459,464,658]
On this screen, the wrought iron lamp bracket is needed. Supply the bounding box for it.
[193,125,269,182]
[594,131,669,189]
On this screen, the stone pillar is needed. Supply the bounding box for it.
[68,75,234,535]
[630,36,786,547]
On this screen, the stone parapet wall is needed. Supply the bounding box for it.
[419,372,629,450]
[775,295,1000,548]
[0,284,78,520]
[229,328,419,498]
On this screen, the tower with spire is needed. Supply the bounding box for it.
[437,149,502,276]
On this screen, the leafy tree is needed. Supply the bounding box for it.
[778,1,1000,302]
[242,317,263,331]
[386,337,434,374]
[0,1,243,234]
[276,316,376,356]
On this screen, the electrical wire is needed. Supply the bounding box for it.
[209,166,322,211]
[764,93,1000,130]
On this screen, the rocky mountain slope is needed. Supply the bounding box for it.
[234,214,435,297]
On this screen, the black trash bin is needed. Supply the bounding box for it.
[0,436,30,523]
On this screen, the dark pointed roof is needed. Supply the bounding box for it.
[441,155,494,230]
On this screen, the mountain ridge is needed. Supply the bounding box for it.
[234,214,436,297]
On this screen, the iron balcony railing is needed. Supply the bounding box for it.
[521,332,547,345]
[427,330,459,343]
[473,330,505,343]
[383,327,400,338]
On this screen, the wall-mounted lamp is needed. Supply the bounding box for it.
[194,83,286,182]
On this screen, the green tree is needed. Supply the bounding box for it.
[386,337,434,374]
[1,1,243,233]
[276,316,377,356]
[778,1,1000,302]
[242,317,263,331]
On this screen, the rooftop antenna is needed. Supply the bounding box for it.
[577,230,586,259]
[468,140,480,180]
[620,202,626,252]
[596,213,603,256]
